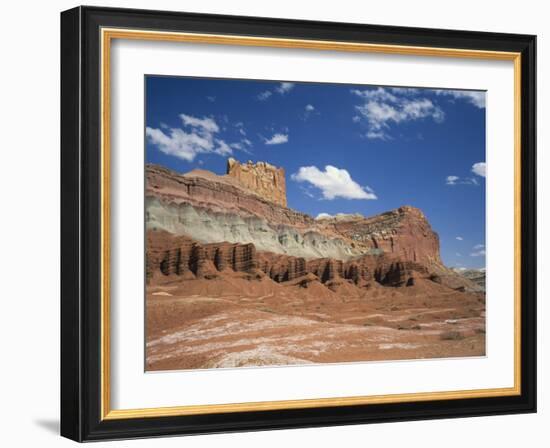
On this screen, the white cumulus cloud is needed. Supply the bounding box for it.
[146,113,248,162]
[470,249,486,257]
[257,82,295,101]
[180,114,219,133]
[303,104,318,120]
[214,140,233,156]
[435,89,486,108]
[456,236,463,241]
[257,90,272,101]
[265,133,289,145]
[472,162,486,177]
[351,87,444,140]
[470,243,486,257]
[276,82,295,94]
[446,175,478,186]
[446,175,460,185]
[291,165,377,200]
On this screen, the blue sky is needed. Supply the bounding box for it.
[145,76,486,269]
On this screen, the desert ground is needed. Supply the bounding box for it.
[146,274,485,371]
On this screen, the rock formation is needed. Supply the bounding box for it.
[147,230,259,282]
[145,162,482,293]
[226,157,287,207]
[323,206,441,266]
[146,164,442,264]
[147,229,472,293]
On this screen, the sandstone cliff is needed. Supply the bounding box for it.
[318,206,441,266]
[147,229,434,289]
[146,164,441,264]
[227,157,287,207]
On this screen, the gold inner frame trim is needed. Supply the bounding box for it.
[100,27,522,421]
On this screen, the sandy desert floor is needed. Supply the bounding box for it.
[145,274,485,371]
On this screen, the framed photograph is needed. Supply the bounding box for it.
[61,6,536,441]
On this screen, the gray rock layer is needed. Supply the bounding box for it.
[146,197,362,260]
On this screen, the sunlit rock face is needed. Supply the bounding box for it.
[226,157,287,207]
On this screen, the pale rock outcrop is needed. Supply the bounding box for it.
[227,157,287,207]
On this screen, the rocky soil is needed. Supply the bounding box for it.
[146,271,485,371]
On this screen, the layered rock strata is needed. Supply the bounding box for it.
[146,164,441,264]
[147,230,452,290]
[145,162,482,292]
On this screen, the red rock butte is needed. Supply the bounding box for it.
[226,157,287,207]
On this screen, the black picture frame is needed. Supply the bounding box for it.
[61,5,536,442]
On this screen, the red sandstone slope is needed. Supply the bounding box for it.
[320,206,441,265]
[147,229,473,295]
